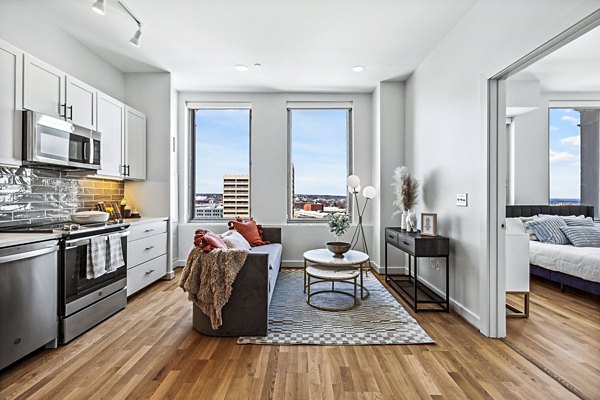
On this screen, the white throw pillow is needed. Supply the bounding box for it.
[223,231,251,251]
[220,230,234,239]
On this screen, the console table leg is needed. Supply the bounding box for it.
[445,256,450,312]
[414,256,418,312]
[408,254,412,283]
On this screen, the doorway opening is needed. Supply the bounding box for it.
[488,9,600,400]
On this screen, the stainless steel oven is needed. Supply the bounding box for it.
[23,111,101,170]
[59,228,129,344]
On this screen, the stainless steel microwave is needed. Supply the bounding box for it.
[23,111,101,170]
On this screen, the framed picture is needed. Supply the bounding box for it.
[420,213,437,236]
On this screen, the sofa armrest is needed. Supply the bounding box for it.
[193,252,269,336]
[261,227,281,244]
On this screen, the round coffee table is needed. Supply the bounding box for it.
[303,249,370,302]
[306,265,360,311]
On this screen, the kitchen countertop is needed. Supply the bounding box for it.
[0,232,62,249]
[123,217,168,225]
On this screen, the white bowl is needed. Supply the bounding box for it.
[71,211,110,224]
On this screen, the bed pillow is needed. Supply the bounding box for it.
[520,216,539,241]
[564,216,595,227]
[560,226,600,247]
[525,216,569,245]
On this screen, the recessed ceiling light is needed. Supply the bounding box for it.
[92,0,106,15]
[352,66,365,72]
[234,64,249,72]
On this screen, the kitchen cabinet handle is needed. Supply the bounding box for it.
[59,103,67,118]
[145,246,155,251]
[144,229,154,233]
[403,241,410,246]
[126,165,130,176]
[67,105,73,120]
[145,269,155,275]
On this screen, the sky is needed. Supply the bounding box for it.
[290,109,348,196]
[548,108,580,200]
[195,109,250,193]
[194,108,349,196]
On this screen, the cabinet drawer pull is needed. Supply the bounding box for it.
[67,105,73,120]
[145,269,155,275]
[144,229,154,233]
[145,246,155,251]
[388,235,394,240]
[403,241,410,246]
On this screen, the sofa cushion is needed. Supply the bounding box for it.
[249,243,282,271]
[249,243,282,305]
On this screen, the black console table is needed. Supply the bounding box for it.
[384,228,450,312]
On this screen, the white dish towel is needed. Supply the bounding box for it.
[107,233,125,272]
[87,236,107,279]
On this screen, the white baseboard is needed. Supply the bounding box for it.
[413,275,480,328]
[173,260,186,268]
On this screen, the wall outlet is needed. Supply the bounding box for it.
[456,193,468,207]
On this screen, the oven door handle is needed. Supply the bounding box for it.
[65,231,130,250]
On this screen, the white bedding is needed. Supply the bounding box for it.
[529,241,600,283]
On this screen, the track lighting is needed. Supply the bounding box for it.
[129,27,142,47]
[91,0,106,15]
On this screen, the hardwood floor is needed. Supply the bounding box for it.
[0,271,583,400]
[506,277,600,400]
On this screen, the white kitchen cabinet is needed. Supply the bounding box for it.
[23,54,65,119]
[96,92,125,178]
[124,106,146,180]
[0,39,23,167]
[66,76,97,130]
[126,219,168,296]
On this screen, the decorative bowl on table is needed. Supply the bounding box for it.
[326,241,351,258]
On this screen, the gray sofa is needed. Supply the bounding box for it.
[192,227,282,336]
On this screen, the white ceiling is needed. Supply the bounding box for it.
[511,26,600,92]
[17,0,477,92]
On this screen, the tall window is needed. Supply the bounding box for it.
[192,108,251,220]
[288,107,351,220]
[549,108,581,205]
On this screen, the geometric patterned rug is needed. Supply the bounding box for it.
[237,269,434,345]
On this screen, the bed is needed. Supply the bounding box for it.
[506,205,600,296]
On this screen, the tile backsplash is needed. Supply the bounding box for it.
[0,167,124,227]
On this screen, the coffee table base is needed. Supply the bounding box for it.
[306,279,359,311]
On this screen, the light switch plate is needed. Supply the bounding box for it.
[456,193,468,207]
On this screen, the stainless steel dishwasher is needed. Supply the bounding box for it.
[0,240,59,370]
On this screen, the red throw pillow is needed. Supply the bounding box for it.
[193,229,227,253]
[227,218,270,247]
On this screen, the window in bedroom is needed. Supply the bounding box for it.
[549,108,581,205]
[548,105,600,218]
[287,104,352,221]
[191,107,251,220]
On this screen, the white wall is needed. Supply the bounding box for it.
[0,2,125,101]
[177,92,373,265]
[371,82,405,272]
[512,91,600,204]
[405,0,600,329]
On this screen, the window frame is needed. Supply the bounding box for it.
[189,104,252,222]
[286,105,353,223]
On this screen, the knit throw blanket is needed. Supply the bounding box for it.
[179,247,248,330]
